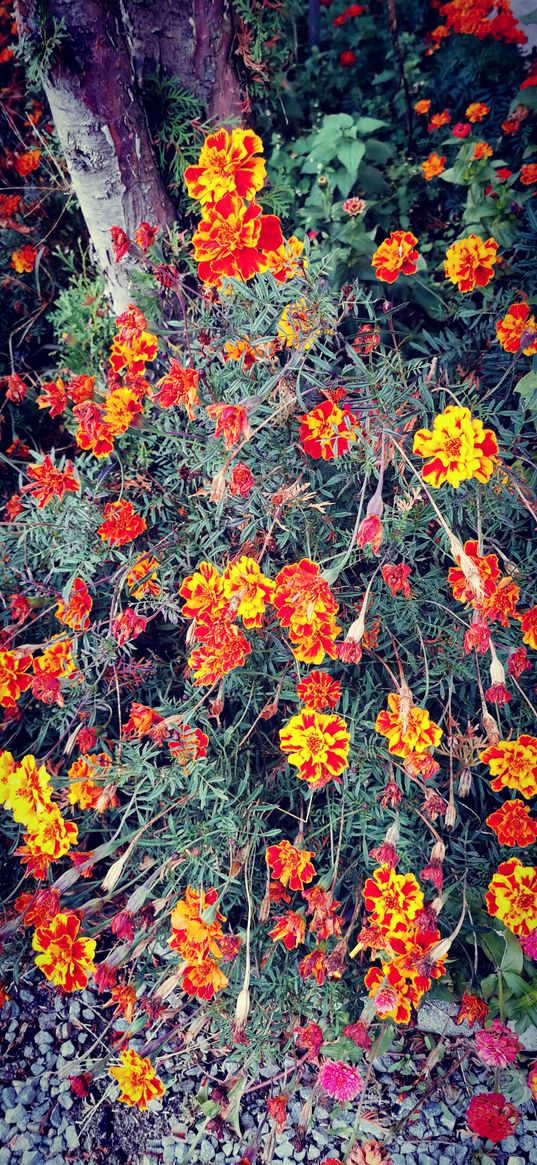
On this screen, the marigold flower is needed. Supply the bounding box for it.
[372,231,419,283]
[466,1092,519,1144]
[185,127,266,204]
[422,152,446,180]
[73,401,114,458]
[353,323,379,354]
[222,556,274,628]
[413,405,498,488]
[168,723,208,768]
[36,377,68,417]
[33,911,96,991]
[4,754,52,825]
[23,455,79,508]
[428,110,450,131]
[265,234,305,282]
[268,910,306,949]
[126,555,160,599]
[273,560,340,664]
[110,226,129,262]
[382,563,412,598]
[299,400,357,460]
[466,102,490,123]
[98,499,146,546]
[520,163,537,185]
[11,245,37,273]
[277,298,324,350]
[484,681,511,705]
[109,330,158,376]
[112,609,148,646]
[179,561,228,623]
[363,864,424,930]
[414,99,431,114]
[133,221,158,251]
[279,708,350,788]
[519,605,537,650]
[339,50,357,66]
[103,386,143,437]
[181,958,229,999]
[444,234,498,292]
[266,840,315,891]
[295,1021,323,1058]
[188,620,251,685]
[507,647,531,678]
[474,1020,522,1068]
[303,885,343,939]
[109,1048,165,1109]
[14,148,41,176]
[4,371,27,403]
[192,192,283,286]
[22,803,78,862]
[296,671,341,711]
[455,992,489,1027]
[156,361,199,417]
[15,887,61,928]
[0,651,33,708]
[480,735,537,799]
[169,886,225,962]
[448,539,499,606]
[206,402,251,449]
[452,122,471,137]
[319,1060,363,1102]
[485,857,537,936]
[472,141,493,161]
[55,577,92,631]
[375,692,442,758]
[496,302,537,356]
[356,514,383,554]
[229,463,254,498]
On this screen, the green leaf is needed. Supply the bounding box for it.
[514,370,537,414]
[354,116,387,134]
[500,930,523,974]
[337,138,366,178]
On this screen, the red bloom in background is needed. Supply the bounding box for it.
[466,1093,519,1144]
[299,400,357,460]
[452,122,471,137]
[98,500,147,546]
[11,245,37,273]
[110,226,129,262]
[296,670,341,710]
[486,799,537,847]
[356,514,383,554]
[294,1021,323,1058]
[133,222,158,251]
[318,1060,363,1101]
[4,372,27,403]
[455,993,488,1027]
[229,463,254,498]
[14,149,41,176]
[268,910,306,949]
[382,563,411,598]
[56,578,92,631]
[156,361,199,417]
[507,648,531,678]
[339,50,357,67]
[112,609,148,646]
[23,456,79,507]
[474,1020,522,1068]
[266,840,315,891]
[206,403,251,449]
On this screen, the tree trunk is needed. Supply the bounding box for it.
[15,0,177,313]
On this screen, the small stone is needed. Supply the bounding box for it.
[35,1031,53,1047]
[50,1136,64,1154]
[13,1134,35,1152]
[500,1138,517,1154]
[30,1060,45,1076]
[60,1039,76,1058]
[65,1124,80,1150]
[4,1104,26,1126]
[275,1141,294,1159]
[59,1092,73,1109]
[21,1153,40,1165]
[1,1086,16,1107]
[0,1149,13,1165]
[38,1013,55,1030]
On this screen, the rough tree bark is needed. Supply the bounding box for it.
[15,0,243,312]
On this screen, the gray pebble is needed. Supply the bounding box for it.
[4,1104,26,1126]
[30,1059,45,1076]
[0,1122,8,1143]
[0,1149,13,1165]
[13,1134,35,1152]
[64,1124,79,1150]
[501,1137,518,1153]
[34,1031,53,1047]
[60,1039,76,1057]
[275,1140,295,1158]
[21,1152,42,1165]
[38,1012,55,1030]
[49,1136,64,1154]
[59,1091,73,1109]
[1,1085,16,1107]
[198,1143,213,1164]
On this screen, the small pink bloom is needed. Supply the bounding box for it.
[474,1020,522,1068]
[318,1059,363,1101]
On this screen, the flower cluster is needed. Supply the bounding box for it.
[169,886,234,999]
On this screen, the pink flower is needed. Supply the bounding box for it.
[466,1092,519,1143]
[521,931,537,959]
[343,1021,372,1050]
[318,1059,363,1101]
[474,1020,522,1068]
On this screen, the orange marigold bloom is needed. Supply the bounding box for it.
[123,702,164,739]
[364,962,420,1024]
[181,958,229,999]
[33,911,96,991]
[480,735,537,799]
[266,840,316,891]
[109,1048,165,1109]
[0,650,32,708]
[109,330,158,375]
[265,234,305,283]
[422,152,446,180]
[428,110,450,131]
[356,514,383,555]
[279,708,350,788]
[413,405,498,488]
[466,102,490,122]
[375,692,442,758]
[37,377,68,417]
[415,99,431,114]
[192,192,284,286]
[229,462,255,497]
[222,556,274,628]
[448,539,500,606]
[299,400,357,460]
[184,127,266,205]
[23,455,79,507]
[155,361,199,417]
[224,338,271,367]
[206,402,251,449]
[108,983,137,1022]
[55,577,92,631]
[98,499,146,546]
[269,910,306,949]
[472,141,493,161]
[296,671,341,711]
[127,555,160,599]
[4,754,52,825]
[485,858,537,936]
[11,245,37,273]
[0,749,15,805]
[179,561,228,623]
[363,864,424,931]
[496,303,537,356]
[372,230,419,283]
[303,885,343,939]
[104,386,143,437]
[14,149,41,176]
[14,887,61,928]
[22,803,78,862]
[382,562,412,598]
[33,637,76,680]
[133,221,158,251]
[481,575,519,626]
[188,619,251,685]
[486,799,537,847]
[169,886,225,962]
[519,605,537,650]
[73,401,114,458]
[444,234,499,292]
[168,724,208,768]
[455,992,489,1026]
[273,559,338,631]
[520,163,537,185]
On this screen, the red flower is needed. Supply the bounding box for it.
[268,910,305,949]
[294,1021,324,1058]
[452,122,471,137]
[463,619,490,655]
[372,231,419,283]
[111,910,135,941]
[4,372,27,403]
[474,1020,522,1068]
[299,400,357,460]
[112,609,148,646]
[382,563,411,598]
[507,648,531,678]
[343,1021,372,1049]
[110,226,130,263]
[133,222,158,251]
[318,1060,363,1101]
[23,456,79,508]
[155,361,199,418]
[484,682,511,705]
[206,403,251,449]
[356,514,383,554]
[339,50,357,67]
[229,463,254,498]
[69,1073,91,1098]
[486,799,537,847]
[192,192,284,286]
[296,670,341,710]
[455,992,488,1027]
[98,500,147,546]
[466,1093,519,1144]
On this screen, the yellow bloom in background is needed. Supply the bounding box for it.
[485,858,537,937]
[33,911,96,991]
[279,708,350,788]
[277,298,325,350]
[444,234,498,292]
[222,556,274,628]
[0,749,15,805]
[109,1047,165,1109]
[466,102,490,123]
[4,754,53,826]
[184,127,266,205]
[375,693,442,758]
[413,404,498,488]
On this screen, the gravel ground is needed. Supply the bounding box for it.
[1,979,536,1165]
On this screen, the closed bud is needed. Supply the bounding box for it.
[458,767,472,796]
[431,839,445,862]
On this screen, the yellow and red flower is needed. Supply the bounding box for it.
[382,563,412,598]
[55,578,92,631]
[372,231,419,283]
[268,910,306,949]
[422,152,446,180]
[184,128,266,205]
[496,303,537,356]
[277,298,324,349]
[485,858,537,936]
[279,708,350,788]
[480,735,537,799]
[444,235,499,292]
[363,865,424,932]
[126,555,160,599]
[11,245,37,273]
[472,141,493,161]
[0,650,33,708]
[375,692,442,758]
[273,560,340,666]
[466,102,490,122]
[455,992,489,1027]
[266,840,316,891]
[486,800,537,847]
[181,958,229,1000]
[3,754,52,826]
[415,99,431,115]
[413,405,498,488]
[222,556,274,628]
[520,163,537,185]
[169,886,225,962]
[448,539,499,606]
[192,192,284,286]
[428,110,450,131]
[296,671,341,711]
[23,456,79,507]
[179,561,228,623]
[206,402,251,449]
[33,912,96,991]
[155,362,199,417]
[168,723,208,769]
[188,619,251,685]
[98,500,147,546]
[108,1048,165,1110]
[299,400,357,460]
[519,605,537,651]
[109,330,158,376]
